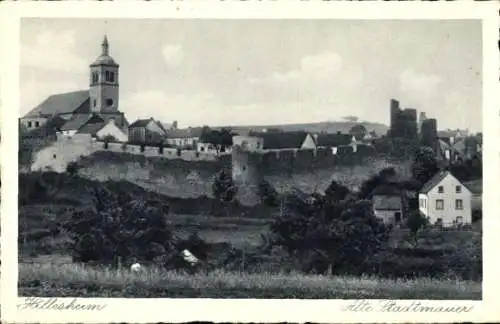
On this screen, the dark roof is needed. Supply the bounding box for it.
[60,115,92,131]
[249,131,308,150]
[23,90,90,118]
[373,196,402,211]
[166,127,203,139]
[91,55,117,66]
[315,133,352,147]
[371,184,401,196]
[129,118,154,128]
[77,121,106,136]
[61,114,103,131]
[420,171,453,194]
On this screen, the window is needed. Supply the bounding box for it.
[456,216,464,224]
[110,72,115,83]
[27,121,32,128]
[106,99,113,107]
[35,121,39,127]
[105,71,110,81]
[93,99,96,107]
[455,199,463,210]
[436,199,444,210]
[438,186,444,193]
[455,185,462,193]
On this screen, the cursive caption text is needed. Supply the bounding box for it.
[343,300,474,314]
[17,297,107,311]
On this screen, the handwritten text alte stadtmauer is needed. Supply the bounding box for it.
[343,300,473,314]
[17,297,107,311]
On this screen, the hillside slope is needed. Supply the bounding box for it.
[220,121,389,136]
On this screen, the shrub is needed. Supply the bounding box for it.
[268,190,391,275]
[212,171,237,203]
[66,161,80,176]
[63,187,176,267]
[406,211,428,246]
[258,180,279,207]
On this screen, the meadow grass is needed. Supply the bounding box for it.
[19,262,481,299]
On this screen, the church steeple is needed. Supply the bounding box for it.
[89,34,119,113]
[101,34,109,56]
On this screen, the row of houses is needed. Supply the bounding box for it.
[437,129,482,162]
[22,111,381,156]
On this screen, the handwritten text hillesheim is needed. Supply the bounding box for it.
[17,297,107,311]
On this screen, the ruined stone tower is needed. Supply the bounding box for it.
[231,144,263,206]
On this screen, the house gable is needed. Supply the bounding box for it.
[300,133,317,150]
[145,120,166,134]
[96,120,128,142]
[421,171,472,197]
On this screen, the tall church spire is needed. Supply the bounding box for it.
[101,34,109,56]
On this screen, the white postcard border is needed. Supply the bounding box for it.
[1,1,499,323]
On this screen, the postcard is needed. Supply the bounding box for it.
[0,1,499,323]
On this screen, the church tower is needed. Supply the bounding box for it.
[89,35,119,113]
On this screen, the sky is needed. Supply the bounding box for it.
[20,18,482,132]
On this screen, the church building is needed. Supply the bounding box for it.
[20,35,129,139]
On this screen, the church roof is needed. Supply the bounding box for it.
[90,55,117,66]
[23,90,90,118]
[90,35,118,67]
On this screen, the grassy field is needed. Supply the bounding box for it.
[19,262,481,299]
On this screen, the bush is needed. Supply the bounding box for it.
[258,180,279,207]
[63,187,176,267]
[268,190,391,275]
[66,162,80,176]
[212,171,237,203]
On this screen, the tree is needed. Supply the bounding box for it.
[349,124,367,140]
[358,167,397,199]
[258,180,279,207]
[102,135,118,143]
[405,211,428,246]
[212,171,237,203]
[200,127,234,154]
[268,190,390,275]
[66,161,80,176]
[64,186,176,267]
[324,180,350,202]
[412,146,439,186]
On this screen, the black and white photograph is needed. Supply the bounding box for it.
[1,1,499,323]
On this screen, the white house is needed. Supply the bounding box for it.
[94,119,128,142]
[418,170,472,227]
